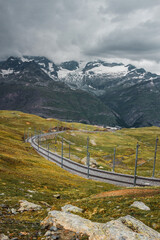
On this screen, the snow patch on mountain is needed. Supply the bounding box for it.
[39,63,46,67]
[21,57,32,63]
[48,62,54,72]
[1,69,14,76]
[86,65,128,77]
[58,68,73,79]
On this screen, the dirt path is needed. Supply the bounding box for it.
[93,188,160,198]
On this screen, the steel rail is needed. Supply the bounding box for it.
[28,133,160,187]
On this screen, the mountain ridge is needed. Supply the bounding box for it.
[0,56,117,126]
[0,56,160,127]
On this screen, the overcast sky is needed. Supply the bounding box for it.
[0,0,160,73]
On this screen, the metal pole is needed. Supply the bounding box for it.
[46,138,47,149]
[152,137,159,177]
[87,136,89,160]
[55,135,57,152]
[69,143,70,159]
[27,129,29,142]
[61,138,64,168]
[86,137,90,178]
[48,143,49,160]
[134,143,140,186]
[87,152,90,178]
[39,133,41,148]
[113,148,116,172]
[38,135,39,150]
[24,129,26,142]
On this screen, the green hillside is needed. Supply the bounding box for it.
[0,110,160,238]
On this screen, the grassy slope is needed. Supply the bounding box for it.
[0,110,160,237]
[45,127,160,177]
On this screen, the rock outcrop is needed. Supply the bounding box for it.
[130,201,150,211]
[41,211,160,240]
[18,200,42,212]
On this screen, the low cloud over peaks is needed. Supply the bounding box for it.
[0,0,160,73]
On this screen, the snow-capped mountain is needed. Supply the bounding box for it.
[0,56,160,127]
[1,56,158,95]
[56,59,159,97]
[20,57,159,97]
[0,56,117,126]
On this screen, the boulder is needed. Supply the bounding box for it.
[61,204,83,213]
[18,200,42,212]
[0,234,9,240]
[41,211,160,240]
[130,201,150,211]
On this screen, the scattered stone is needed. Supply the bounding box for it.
[45,231,52,236]
[61,204,83,214]
[50,235,59,240]
[25,194,33,198]
[50,226,57,231]
[41,211,160,240]
[99,166,104,169]
[53,194,60,199]
[19,232,29,236]
[40,201,51,207]
[130,201,150,211]
[11,208,17,215]
[18,200,42,212]
[0,193,5,196]
[27,189,36,193]
[90,139,96,146]
[81,157,98,168]
[0,234,9,240]
[0,204,8,208]
[44,230,60,240]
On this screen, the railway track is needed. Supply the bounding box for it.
[29,132,160,187]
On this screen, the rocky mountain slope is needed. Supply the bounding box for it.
[0,57,117,126]
[55,59,160,127]
[1,56,160,127]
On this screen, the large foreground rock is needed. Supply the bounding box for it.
[18,200,42,212]
[41,211,160,240]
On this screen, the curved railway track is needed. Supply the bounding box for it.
[29,132,160,187]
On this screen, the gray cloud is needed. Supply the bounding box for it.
[100,0,160,15]
[0,0,160,73]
